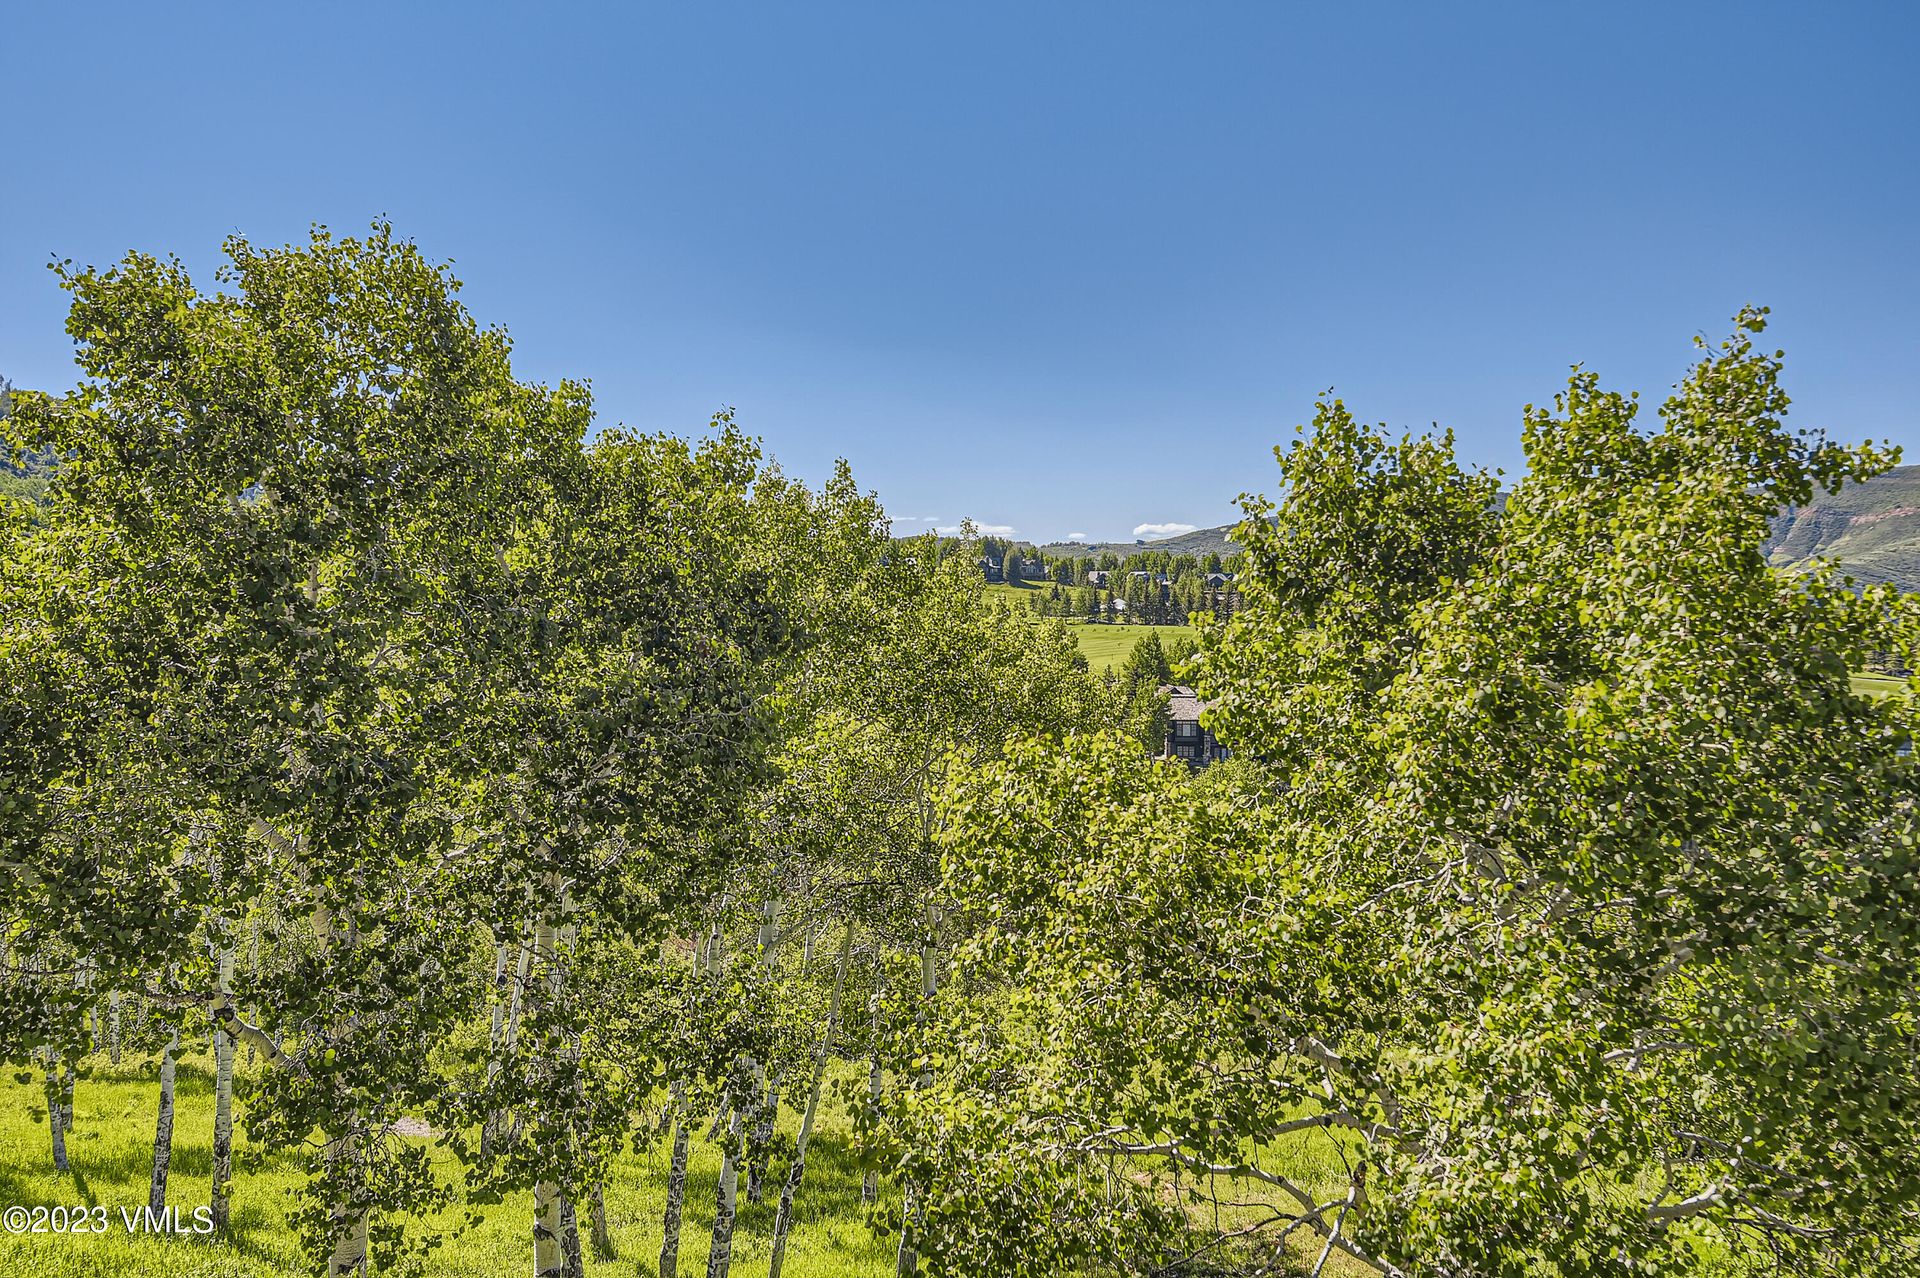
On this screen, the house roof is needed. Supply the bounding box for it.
[1160,683,1207,723]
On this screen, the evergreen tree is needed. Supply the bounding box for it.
[1116,631,1171,702]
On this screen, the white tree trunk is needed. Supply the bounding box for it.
[561,1193,584,1278]
[245,913,261,1068]
[479,925,527,1162]
[658,1099,691,1278]
[211,945,238,1232]
[703,908,746,1278]
[44,1049,68,1172]
[149,1032,178,1212]
[703,1104,745,1278]
[862,947,883,1206]
[533,1176,567,1278]
[530,904,564,1277]
[485,935,512,1053]
[895,905,940,1278]
[325,1182,369,1278]
[588,1181,613,1260]
[768,926,854,1278]
[58,1055,76,1148]
[743,898,780,1203]
[746,1074,781,1203]
[661,922,714,1278]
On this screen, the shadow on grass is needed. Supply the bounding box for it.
[729,1130,875,1239]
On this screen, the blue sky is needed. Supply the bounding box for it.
[3,4,1916,545]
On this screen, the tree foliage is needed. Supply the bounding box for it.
[899,312,1920,1276]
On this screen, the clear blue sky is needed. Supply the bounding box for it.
[3,4,1916,545]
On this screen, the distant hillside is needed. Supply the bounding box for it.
[1030,465,1920,589]
[1039,524,1238,560]
[0,381,54,509]
[1764,464,1920,590]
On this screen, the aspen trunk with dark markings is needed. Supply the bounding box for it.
[210,945,238,1232]
[44,1050,68,1171]
[530,906,567,1278]
[588,1181,613,1260]
[660,924,710,1278]
[895,904,940,1278]
[745,1074,781,1203]
[324,1146,371,1278]
[703,1103,745,1278]
[862,946,882,1206]
[560,1194,584,1278]
[58,1056,75,1147]
[481,916,533,1163]
[768,925,854,1278]
[702,908,748,1278]
[245,914,261,1068]
[658,1105,691,1278]
[533,1178,566,1278]
[148,1031,177,1211]
[742,898,781,1203]
[748,1066,779,1197]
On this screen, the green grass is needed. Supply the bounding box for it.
[0,1054,890,1278]
[1067,622,1199,672]
[1850,671,1908,698]
[984,583,1200,671]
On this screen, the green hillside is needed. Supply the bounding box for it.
[1764,463,1920,589]
[1037,523,1237,560]
[0,382,55,509]
[1031,464,1920,589]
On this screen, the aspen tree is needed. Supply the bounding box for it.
[209,943,237,1231]
[148,1029,177,1214]
[768,924,855,1278]
[898,314,1920,1275]
[9,223,563,1273]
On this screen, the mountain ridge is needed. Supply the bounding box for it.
[1032,464,1920,590]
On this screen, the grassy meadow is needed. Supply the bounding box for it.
[991,583,1915,694]
[0,1049,1403,1277]
[983,582,1200,671]
[0,1053,892,1278]
[1850,671,1909,698]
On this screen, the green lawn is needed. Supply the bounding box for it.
[984,583,1200,671]
[0,1054,890,1278]
[1850,671,1908,698]
[1067,622,1200,672]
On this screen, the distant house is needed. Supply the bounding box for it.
[1202,572,1242,617]
[978,556,1004,583]
[1160,684,1227,768]
[1085,570,1110,587]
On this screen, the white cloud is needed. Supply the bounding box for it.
[892,515,943,524]
[1066,532,1087,541]
[1133,522,1197,539]
[937,523,1016,537]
